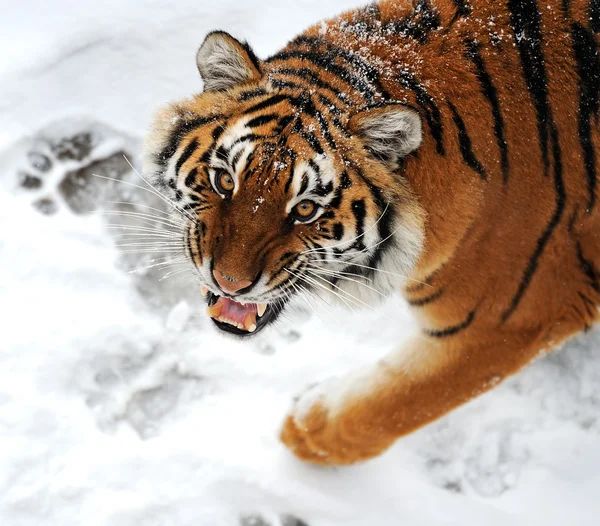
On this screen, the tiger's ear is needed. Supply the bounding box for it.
[349,105,423,169]
[196,31,262,92]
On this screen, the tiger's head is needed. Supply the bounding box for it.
[143,32,425,337]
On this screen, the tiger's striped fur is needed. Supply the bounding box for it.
[143,0,600,465]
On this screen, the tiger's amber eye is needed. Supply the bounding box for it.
[216,171,235,193]
[293,200,318,221]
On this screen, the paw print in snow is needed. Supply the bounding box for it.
[1,117,139,215]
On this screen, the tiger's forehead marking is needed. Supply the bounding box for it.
[207,104,340,206]
[287,154,337,211]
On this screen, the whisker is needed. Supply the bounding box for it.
[306,262,372,282]
[102,200,174,219]
[306,268,387,300]
[158,268,194,282]
[289,280,318,316]
[293,280,331,316]
[122,154,198,224]
[286,268,358,313]
[105,224,181,235]
[100,210,186,229]
[92,169,196,225]
[113,236,181,243]
[126,258,188,274]
[316,259,431,287]
[118,248,185,254]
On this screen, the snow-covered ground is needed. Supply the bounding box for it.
[1,1,599,525]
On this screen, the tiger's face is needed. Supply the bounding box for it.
[143,32,425,337]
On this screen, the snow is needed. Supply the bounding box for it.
[1,1,599,525]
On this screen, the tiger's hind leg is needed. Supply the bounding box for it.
[280,329,554,466]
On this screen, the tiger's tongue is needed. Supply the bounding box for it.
[206,297,257,332]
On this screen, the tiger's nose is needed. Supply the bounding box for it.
[212,269,254,295]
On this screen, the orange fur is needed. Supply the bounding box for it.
[145,0,600,465]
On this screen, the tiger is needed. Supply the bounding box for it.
[142,0,600,465]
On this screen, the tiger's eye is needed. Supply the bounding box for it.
[216,171,235,193]
[293,200,318,221]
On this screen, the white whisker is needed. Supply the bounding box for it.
[100,210,186,229]
[316,258,430,287]
[123,154,198,223]
[306,267,387,300]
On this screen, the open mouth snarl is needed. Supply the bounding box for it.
[203,290,285,337]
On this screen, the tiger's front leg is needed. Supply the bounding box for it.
[280,331,544,466]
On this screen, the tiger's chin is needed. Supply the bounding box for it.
[204,291,286,337]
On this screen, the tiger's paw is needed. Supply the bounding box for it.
[280,379,393,466]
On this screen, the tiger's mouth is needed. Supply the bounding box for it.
[204,291,284,337]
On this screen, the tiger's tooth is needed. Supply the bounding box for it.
[201,287,208,297]
[244,313,257,332]
[206,302,223,318]
[257,303,267,317]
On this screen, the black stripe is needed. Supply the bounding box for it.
[571,22,599,212]
[156,116,218,168]
[299,173,310,195]
[333,223,344,241]
[465,40,510,182]
[175,138,199,176]
[184,167,199,188]
[397,70,445,155]
[268,48,380,103]
[283,151,298,194]
[349,164,393,266]
[507,0,551,176]
[318,94,345,116]
[576,240,600,291]
[446,0,472,31]
[231,149,245,173]
[453,0,471,17]
[448,102,487,180]
[246,114,279,128]
[407,288,445,307]
[277,115,295,132]
[221,133,262,159]
[561,0,571,15]
[300,133,325,156]
[315,112,337,150]
[291,35,392,99]
[242,94,288,115]
[502,124,566,322]
[388,0,441,44]
[591,0,600,33]
[239,40,262,74]
[351,200,367,244]
[425,310,475,338]
[238,88,268,101]
[270,67,352,104]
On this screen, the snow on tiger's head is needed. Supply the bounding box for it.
[142,31,425,337]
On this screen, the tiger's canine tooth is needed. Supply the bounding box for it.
[248,323,257,333]
[201,287,208,297]
[257,303,267,317]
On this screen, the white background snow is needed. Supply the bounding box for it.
[1,1,599,525]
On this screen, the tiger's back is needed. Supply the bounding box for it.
[287,0,600,344]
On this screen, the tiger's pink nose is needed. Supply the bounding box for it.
[212,269,253,295]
